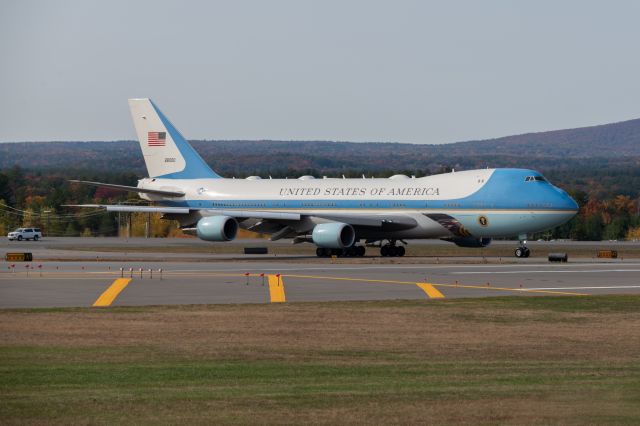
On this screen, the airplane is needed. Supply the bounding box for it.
[68,98,579,258]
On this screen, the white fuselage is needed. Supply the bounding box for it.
[136,168,578,240]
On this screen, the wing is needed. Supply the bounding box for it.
[64,204,414,228]
[63,204,299,220]
[63,204,191,214]
[64,204,418,238]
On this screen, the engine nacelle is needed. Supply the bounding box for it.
[447,237,492,248]
[196,216,238,242]
[312,222,355,249]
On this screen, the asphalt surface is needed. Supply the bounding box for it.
[2,237,637,261]
[2,237,640,307]
[0,261,640,308]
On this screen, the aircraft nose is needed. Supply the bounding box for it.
[556,188,579,212]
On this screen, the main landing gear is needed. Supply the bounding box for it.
[316,245,366,258]
[380,241,405,257]
[315,240,407,258]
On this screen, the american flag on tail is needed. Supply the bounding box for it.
[148,131,166,147]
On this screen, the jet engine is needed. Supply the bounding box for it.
[311,222,355,249]
[447,237,492,248]
[196,216,238,242]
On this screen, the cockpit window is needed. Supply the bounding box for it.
[525,176,547,182]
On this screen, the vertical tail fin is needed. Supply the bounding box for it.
[128,99,221,179]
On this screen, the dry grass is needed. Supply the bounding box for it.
[1,297,640,424]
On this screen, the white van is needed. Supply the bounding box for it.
[7,228,42,241]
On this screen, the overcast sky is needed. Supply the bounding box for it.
[1,0,640,143]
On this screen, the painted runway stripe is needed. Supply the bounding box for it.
[267,275,286,303]
[93,278,132,307]
[453,269,640,275]
[527,285,640,290]
[416,283,445,298]
[147,263,640,273]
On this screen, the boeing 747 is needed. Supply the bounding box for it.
[69,99,579,258]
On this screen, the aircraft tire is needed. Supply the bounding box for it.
[396,246,405,257]
[380,246,389,257]
[515,247,524,258]
[356,245,365,257]
[523,247,531,258]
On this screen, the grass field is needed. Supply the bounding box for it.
[1,296,640,424]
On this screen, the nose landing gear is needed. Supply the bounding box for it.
[515,235,530,258]
[514,246,530,258]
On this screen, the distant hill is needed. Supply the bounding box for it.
[2,117,640,176]
[443,118,640,158]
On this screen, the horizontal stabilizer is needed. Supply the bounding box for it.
[69,180,185,197]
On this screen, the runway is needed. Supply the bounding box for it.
[2,258,640,308]
[2,237,639,308]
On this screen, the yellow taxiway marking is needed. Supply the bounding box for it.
[93,278,132,307]
[416,283,445,298]
[281,274,584,296]
[268,275,286,303]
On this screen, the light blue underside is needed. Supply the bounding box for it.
[453,211,574,237]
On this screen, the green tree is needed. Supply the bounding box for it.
[583,215,604,241]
